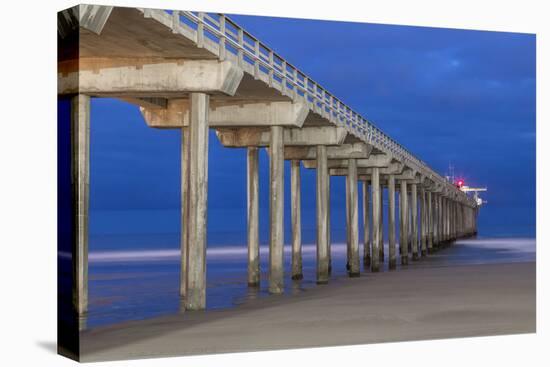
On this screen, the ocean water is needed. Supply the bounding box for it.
[80,236,535,330]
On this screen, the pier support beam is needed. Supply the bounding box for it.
[441,197,446,243]
[291,160,303,280]
[455,202,458,239]
[180,128,189,297]
[347,158,360,277]
[420,187,427,257]
[400,180,409,265]
[454,202,457,239]
[327,175,332,274]
[362,180,371,268]
[269,126,285,294]
[411,183,419,261]
[434,193,441,249]
[379,184,384,262]
[442,196,446,242]
[388,175,396,269]
[454,202,458,239]
[71,94,90,315]
[449,199,452,241]
[441,196,447,243]
[449,200,453,241]
[451,200,454,240]
[444,198,449,242]
[439,195,444,245]
[458,204,463,238]
[185,92,210,310]
[316,145,330,284]
[371,167,381,272]
[446,198,449,242]
[247,147,260,286]
[345,168,351,270]
[427,191,433,253]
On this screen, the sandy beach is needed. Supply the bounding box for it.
[81,261,536,362]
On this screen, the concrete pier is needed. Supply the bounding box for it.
[247,147,260,286]
[291,160,303,280]
[71,94,90,315]
[362,180,371,268]
[185,92,210,310]
[388,175,397,269]
[316,145,330,284]
[58,6,482,317]
[269,126,285,294]
[371,167,381,272]
[400,180,409,265]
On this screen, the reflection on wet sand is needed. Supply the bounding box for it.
[85,237,535,330]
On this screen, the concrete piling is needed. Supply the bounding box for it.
[327,174,332,274]
[269,125,285,294]
[447,199,450,242]
[420,188,428,257]
[185,92,210,310]
[247,147,260,286]
[439,195,446,247]
[427,191,433,253]
[362,180,371,268]
[446,198,450,242]
[345,168,351,270]
[180,128,189,297]
[388,175,396,269]
[71,94,90,315]
[411,183,419,261]
[316,145,330,284]
[291,160,303,280]
[379,184,384,262]
[347,158,360,277]
[407,194,413,253]
[400,180,409,265]
[450,200,453,241]
[371,167,381,272]
[433,196,437,240]
[439,194,444,246]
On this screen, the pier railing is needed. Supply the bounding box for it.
[141,8,475,206]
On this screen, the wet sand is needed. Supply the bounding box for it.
[81,261,536,362]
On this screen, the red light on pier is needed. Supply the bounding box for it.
[457,179,464,188]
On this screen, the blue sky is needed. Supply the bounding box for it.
[88,15,536,248]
